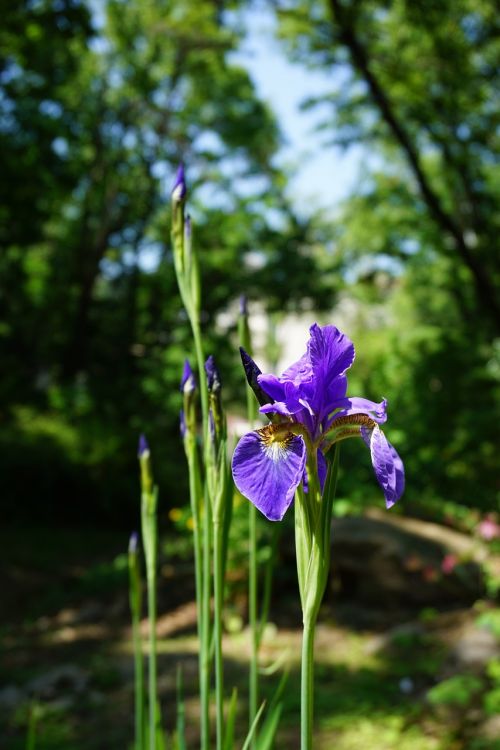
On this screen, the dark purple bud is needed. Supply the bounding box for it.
[239,347,273,407]
[180,359,196,394]
[239,295,248,316]
[138,433,149,457]
[129,531,139,554]
[172,163,186,202]
[205,355,222,393]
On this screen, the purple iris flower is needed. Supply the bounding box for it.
[232,323,404,521]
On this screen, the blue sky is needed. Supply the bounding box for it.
[234,8,365,214]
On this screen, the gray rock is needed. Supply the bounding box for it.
[0,685,24,710]
[27,664,89,699]
[449,625,499,670]
[330,510,485,608]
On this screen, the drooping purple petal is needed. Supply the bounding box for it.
[260,401,293,417]
[327,396,387,426]
[362,426,404,508]
[232,429,306,521]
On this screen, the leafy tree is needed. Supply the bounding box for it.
[0,0,333,524]
[274,0,499,509]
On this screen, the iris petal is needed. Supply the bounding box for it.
[232,429,306,521]
[362,426,405,508]
[308,324,355,383]
[328,396,388,426]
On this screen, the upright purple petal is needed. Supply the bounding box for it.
[281,352,312,384]
[232,428,306,521]
[307,324,355,383]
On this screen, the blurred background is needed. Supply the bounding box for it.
[1,1,498,748]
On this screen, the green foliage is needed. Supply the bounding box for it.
[276,0,499,512]
[427,674,483,707]
[0,0,331,526]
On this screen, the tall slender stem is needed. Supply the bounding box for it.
[192,321,208,430]
[300,617,316,750]
[187,445,208,750]
[248,502,258,743]
[190,318,212,750]
[132,604,144,749]
[201,494,212,749]
[147,574,157,750]
[213,520,225,750]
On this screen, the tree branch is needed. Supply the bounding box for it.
[329,0,500,329]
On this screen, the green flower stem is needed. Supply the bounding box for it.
[201,492,212,750]
[213,519,225,750]
[300,617,316,750]
[131,615,144,750]
[147,569,158,750]
[129,546,144,750]
[295,447,340,750]
[192,321,209,432]
[238,304,261,743]
[141,489,159,750]
[186,439,208,750]
[249,501,258,741]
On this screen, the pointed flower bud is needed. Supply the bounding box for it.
[239,347,274,408]
[180,360,198,439]
[172,163,186,203]
[205,355,224,441]
[138,433,149,458]
[180,359,196,394]
[205,355,222,393]
[129,531,139,555]
[138,433,153,495]
[239,294,248,316]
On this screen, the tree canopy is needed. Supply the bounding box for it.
[0,0,498,523]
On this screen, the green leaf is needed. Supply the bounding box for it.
[223,688,238,750]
